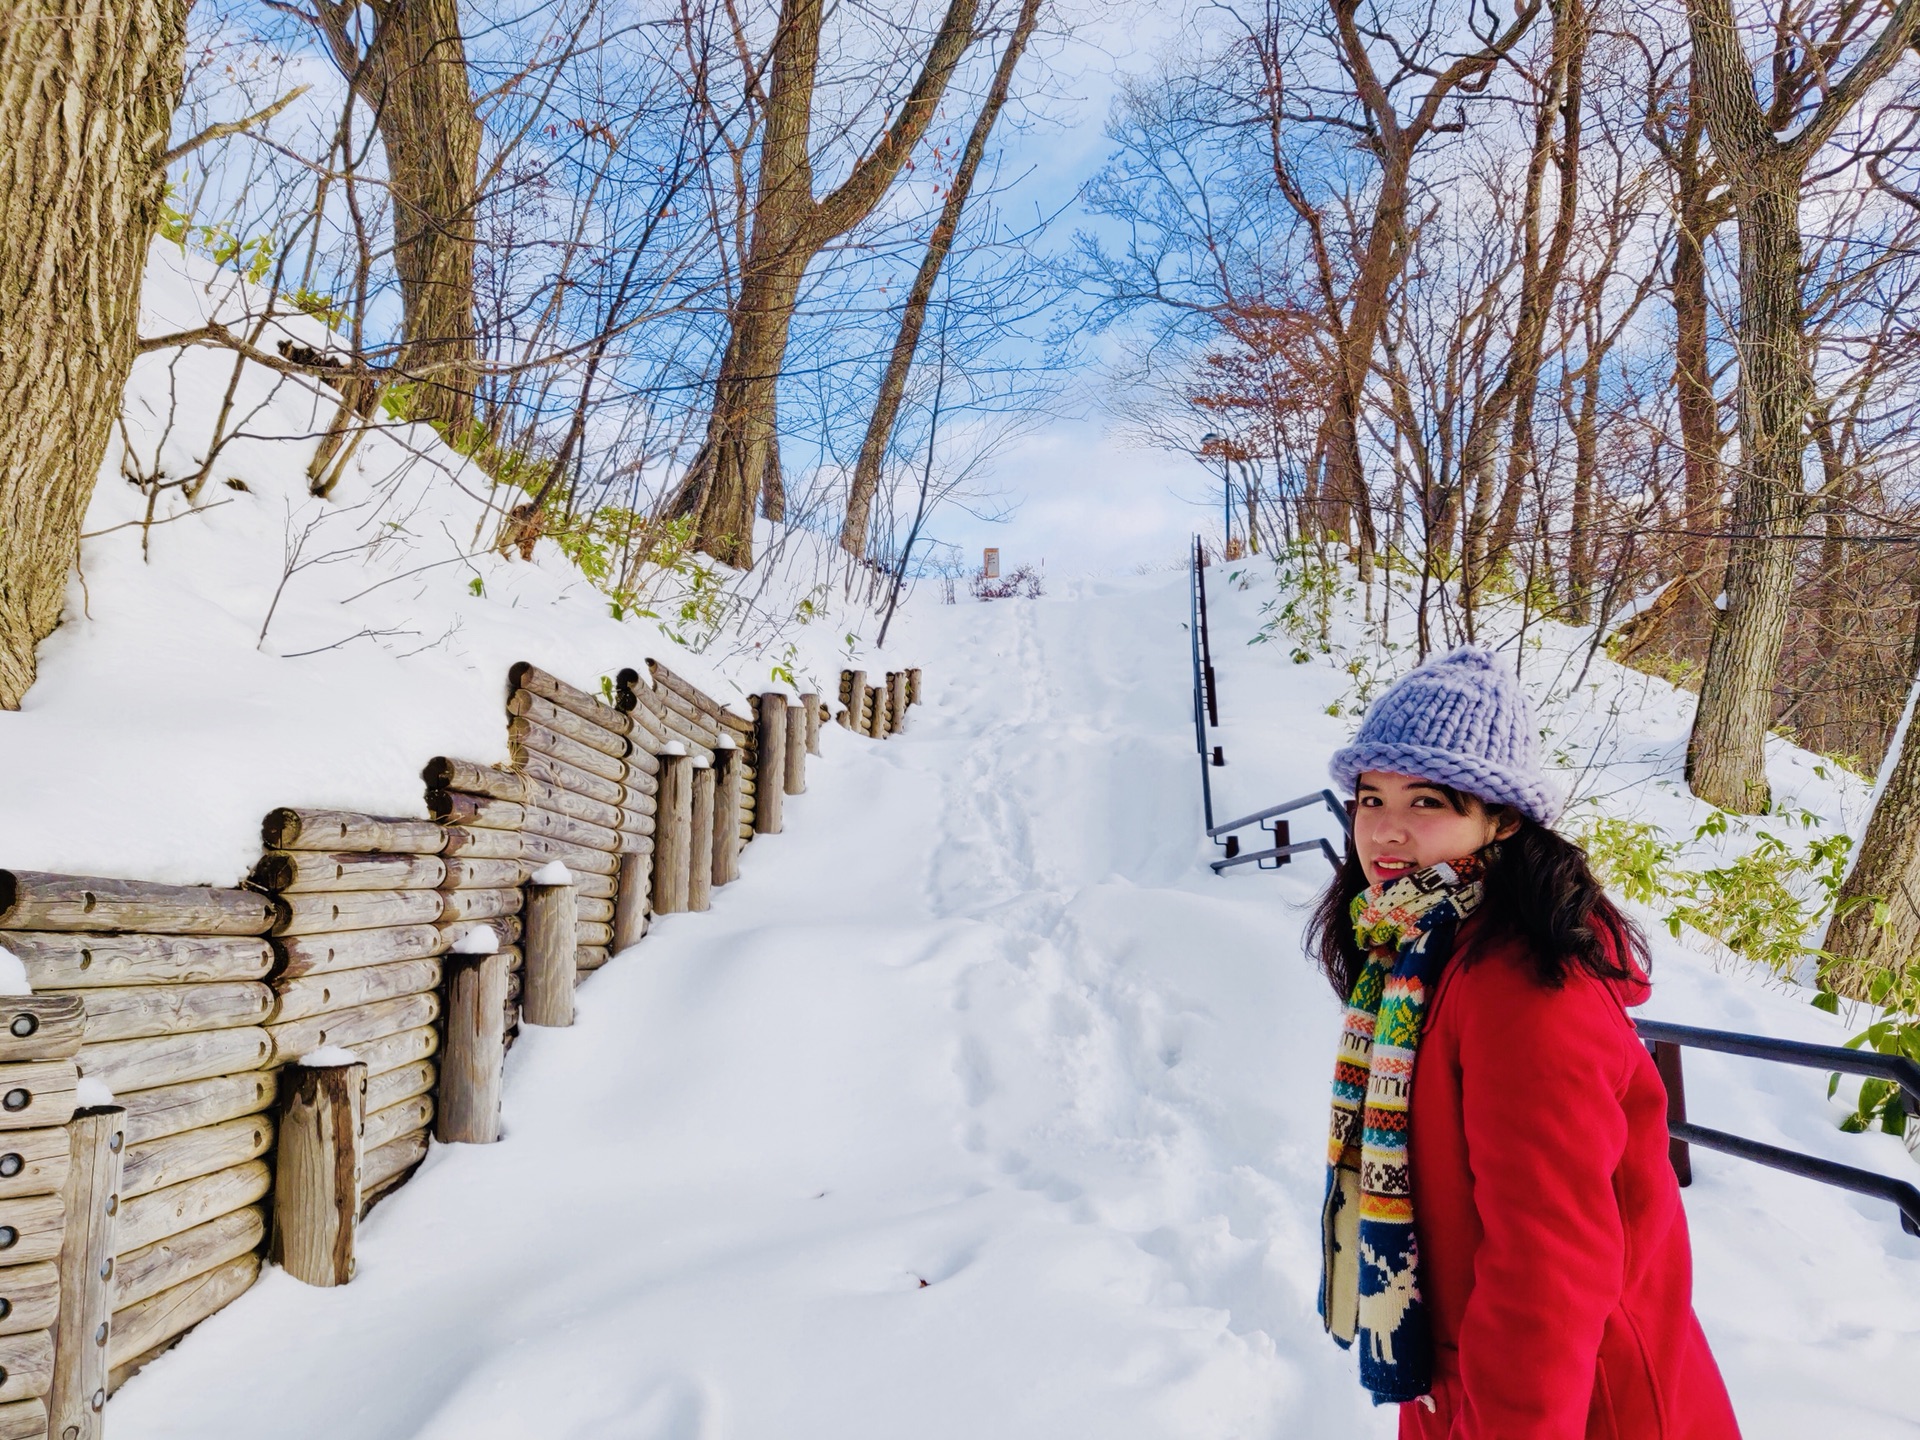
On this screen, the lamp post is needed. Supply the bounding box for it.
[1200,432,1233,555]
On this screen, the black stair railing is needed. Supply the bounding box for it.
[1190,537,1348,873]
[1184,545,1918,1234]
[1637,1018,1920,1237]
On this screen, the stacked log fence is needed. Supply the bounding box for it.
[837,667,919,739]
[0,655,923,1434]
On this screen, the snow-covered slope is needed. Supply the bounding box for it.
[104,571,1920,1440]
[0,244,860,886]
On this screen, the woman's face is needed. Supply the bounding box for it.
[1351,770,1517,887]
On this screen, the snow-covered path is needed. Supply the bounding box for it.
[110,574,1920,1439]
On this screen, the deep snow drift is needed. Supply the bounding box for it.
[102,571,1920,1440]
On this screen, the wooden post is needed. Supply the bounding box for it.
[652,752,694,914]
[612,850,650,950]
[271,1059,365,1287]
[906,668,922,705]
[865,679,887,738]
[1651,1040,1692,1186]
[784,703,807,795]
[800,692,822,755]
[842,671,866,731]
[50,1105,124,1439]
[711,746,743,886]
[689,764,715,913]
[436,953,508,1144]
[888,671,910,733]
[753,695,786,833]
[521,882,577,1027]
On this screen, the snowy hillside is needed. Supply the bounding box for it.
[98,568,1920,1440]
[0,244,865,886]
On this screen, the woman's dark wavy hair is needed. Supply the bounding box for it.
[1305,785,1650,1000]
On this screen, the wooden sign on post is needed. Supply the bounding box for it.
[983,547,1000,579]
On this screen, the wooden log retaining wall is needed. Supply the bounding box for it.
[0,654,923,1428]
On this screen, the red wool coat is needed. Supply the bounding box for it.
[1398,920,1742,1440]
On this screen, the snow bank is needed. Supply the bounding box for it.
[0,244,875,887]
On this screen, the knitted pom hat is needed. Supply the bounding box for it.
[1328,646,1559,825]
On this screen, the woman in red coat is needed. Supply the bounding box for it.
[1308,647,1741,1439]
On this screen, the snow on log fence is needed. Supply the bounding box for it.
[0,657,920,1436]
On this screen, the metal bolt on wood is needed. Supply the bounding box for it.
[50,1106,123,1440]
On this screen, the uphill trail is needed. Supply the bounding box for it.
[108,573,1919,1439]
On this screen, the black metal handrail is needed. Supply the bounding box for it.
[1189,536,1217,832]
[1209,789,1354,841]
[1636,1018,1920,1237]
[1208,790,1352,873]
[1189,537,1346,874]
[1636,1018,1920,1114]
[1674,1121,1920,1236]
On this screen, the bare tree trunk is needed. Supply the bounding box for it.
[365,0,481,434]
[669,0,980,568]
[840,0,1042,559]
[1463,0,1585,602]
[1628,64,1728,666]
[1682,0,1920,812]
[1669,80,1725,645]
[0,0,189,708]
[1821,601,1920,998]
[1684,173,1804,812]
[1565,355,1601,617]
[310,0,480,435]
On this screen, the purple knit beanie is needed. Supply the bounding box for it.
[1328,646,1559,825]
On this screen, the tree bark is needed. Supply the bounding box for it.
[1821,644,1920,999]
[313,0,481,435]
[1682,0,1920,812]
[669,0,981,568]
[0,0,190,708]
[364,0,481,434]
[1683,173,1804,813]
[840,0,1042,559]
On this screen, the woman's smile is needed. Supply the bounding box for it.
[1351,770,1515,886]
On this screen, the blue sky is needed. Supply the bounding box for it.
[922,0,1222,578]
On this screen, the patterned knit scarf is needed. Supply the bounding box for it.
[1319,855,1484,1405]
